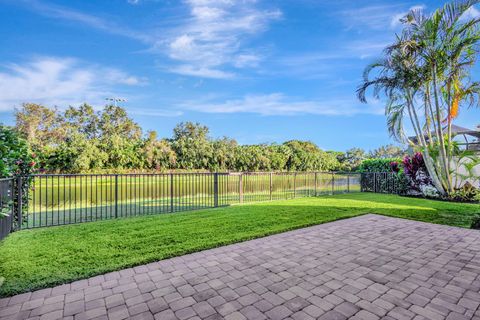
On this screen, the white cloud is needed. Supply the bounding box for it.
[0,57,142,111]
[390,5,426,28]
[169,65,235,79]
[179,93,384,116]
[18,0,150,42]
[159,0,281,78]
[461,6,480,20]
[341,4,425,30]
[16,0,280,79]
[128,109,183,117]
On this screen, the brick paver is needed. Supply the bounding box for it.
[1,214,480,319]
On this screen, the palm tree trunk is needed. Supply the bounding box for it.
[406,93,445,194]
[424,88,435,147]
[432,66,453,192]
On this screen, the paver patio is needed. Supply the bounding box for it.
[1,214,480,320]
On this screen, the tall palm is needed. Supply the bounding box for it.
[359,0,480,195]
[358,35,446,193]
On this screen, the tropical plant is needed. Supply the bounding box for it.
[450,149,480,188]
[358,0,480,195]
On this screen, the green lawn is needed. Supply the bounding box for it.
[0,193,479,297]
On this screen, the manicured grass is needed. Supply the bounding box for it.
[0,193,478,297]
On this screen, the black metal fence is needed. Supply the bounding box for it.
[360,172,401,194]
[20,172,361,229]
[0,178,14,240]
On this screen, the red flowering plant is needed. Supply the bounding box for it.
[401,152,435,195]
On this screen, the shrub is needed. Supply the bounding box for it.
[420,185,439,198]
[0,125,35,178]
[0,125,36,224]
[449,182,479,202]
[471,216,480,230]
[357,158,402,172]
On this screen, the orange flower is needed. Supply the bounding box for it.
[448,95,460,121]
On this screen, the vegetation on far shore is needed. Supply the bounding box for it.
[3,104,407,176]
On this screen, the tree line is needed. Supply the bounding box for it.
[9,103,406,173]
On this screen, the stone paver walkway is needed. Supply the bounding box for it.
[1,214,480,320]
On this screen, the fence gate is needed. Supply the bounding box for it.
[0,178,14,240]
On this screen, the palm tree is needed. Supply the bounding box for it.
[359,0,480,195]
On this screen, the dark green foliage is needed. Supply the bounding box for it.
[357,158,402,172]
[0,125,35,178]
[284,140,340,171]
[471,216,480,229]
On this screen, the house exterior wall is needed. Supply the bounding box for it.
[451,157,480,188]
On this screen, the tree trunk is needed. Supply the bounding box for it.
[406,95,446,194]
[432,67,452,192]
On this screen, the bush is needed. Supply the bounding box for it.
[420,185,440,198]
[471,216,480,230]
[357,158,402,173]
[449,182,479,202]
[0,125,35,178]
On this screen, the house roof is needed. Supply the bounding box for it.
[449,125,480,138]
[410,125,480,142]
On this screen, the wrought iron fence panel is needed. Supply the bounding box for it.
[0,178,14,240]
[18,172,361,229]
[360,172,400,194]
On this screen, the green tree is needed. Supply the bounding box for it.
[14,103,66,171]
[234,145,272,171]
[210,137,237,171]
[369,145,407,159]
[171,122,213,170]
[342,148,367,171]
[141,131,176,170]
[267,144,291,171]
[64,104,99,139]
[52,133,107,173]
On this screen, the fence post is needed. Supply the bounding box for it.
[314,172,317,196]
[306,174,309,197]
[239,174,243,203]
[213,173,219,207]
[374,172,377,193]
[114,174,118,218]
[16,176,22,230]
[269,172,273,200]
[293,173,296,198]
[331,173,335,195]
[170,173,174,212]
[347,174,350,193]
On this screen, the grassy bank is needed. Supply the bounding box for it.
[0,193,478,297]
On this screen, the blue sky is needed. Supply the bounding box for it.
[0,0,479,151]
